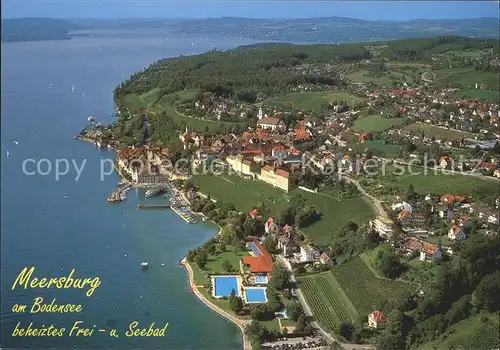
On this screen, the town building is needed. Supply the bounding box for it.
[257,114,286,131]
[240,241,273,275]
[318,252,334,267]
[420,243,443,262]
[368,311,387,329]
[259,165,291,192]
[448,225,466,241]
[370,216,395,238]
[299,244,319,262]
[226,154,258,176]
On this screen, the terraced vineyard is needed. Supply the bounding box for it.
[297,272,358,330]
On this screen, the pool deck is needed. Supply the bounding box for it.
[181,258,251,350]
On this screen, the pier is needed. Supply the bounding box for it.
[106,183,131,203]
[137,204,175,209]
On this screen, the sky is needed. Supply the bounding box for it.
[2,1,499,20]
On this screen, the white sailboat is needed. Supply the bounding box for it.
[71,85,75,92]
[6,150,10,158]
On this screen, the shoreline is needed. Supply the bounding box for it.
[180,257,251,350]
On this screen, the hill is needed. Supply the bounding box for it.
[1,18,81,42]
[171,16,500,43]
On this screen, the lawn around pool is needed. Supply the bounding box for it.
[353,115,406,133]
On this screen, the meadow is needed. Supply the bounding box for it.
[262,91,364,111]
[432,68,499,90]
[297,272,358,330]
[403,123,474,141]
[353,115,406,133]
[193,175,375,246]
[452,89,499,102]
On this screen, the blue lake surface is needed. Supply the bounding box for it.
[0,29,260,348]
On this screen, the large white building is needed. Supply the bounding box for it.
[370,216,395,238]
[298,244,319,262]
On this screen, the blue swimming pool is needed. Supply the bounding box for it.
[248,242,262,256]
[213,276,239,297]
[244,287,267,303]
[255,274,268,284]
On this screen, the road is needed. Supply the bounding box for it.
[345,177,387,217]
[277,256,374,350]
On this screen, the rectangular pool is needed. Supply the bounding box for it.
[244,287,267,303]
[213,276,240,298]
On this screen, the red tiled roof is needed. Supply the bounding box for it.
[370,311,387,322]
[249,209,259,217]
[275,169,290,178]
[241,241,273,273]
[258,117,281,125]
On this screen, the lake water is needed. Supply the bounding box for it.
[0,29,259,348]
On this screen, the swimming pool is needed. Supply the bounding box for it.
[244,287,267,303]
[248,242,262,256]
[213,276,240,298]
[255,274,268,284]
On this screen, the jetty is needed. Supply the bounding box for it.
[106,183,132,203]
[137,204,175,209]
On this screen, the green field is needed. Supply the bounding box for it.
[390,171,497,196]
[403,123,474,141]
[301,193,375,246]
[262,91,364,111]
[350,140,400,156]
[353,115,406,133]
[193,174,289,212]
[331,256,413,316]
[432,68,499,90]
[348,69,415,85]
[193,175,375,246]
[297,272,358,330]
[419,313,500,350]
[452,89,499,102]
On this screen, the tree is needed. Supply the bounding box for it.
[262,235,277,253]
[229,293,244,312]
[194,250,208,269]
[295,313,306,332]
[338,322,354,340]
[221,260,232,273]
[269,262,290,290]
[377,248,405,279]
[473,271,500,312]
[286,302,303,321]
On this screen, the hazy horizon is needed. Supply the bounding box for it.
[1,1,498,21]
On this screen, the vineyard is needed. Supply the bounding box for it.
[331,256,414,316]
[297,272,358,331]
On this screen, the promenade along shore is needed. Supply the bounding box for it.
[180,258,251,350]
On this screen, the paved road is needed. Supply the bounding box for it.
[276,256,374,350]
